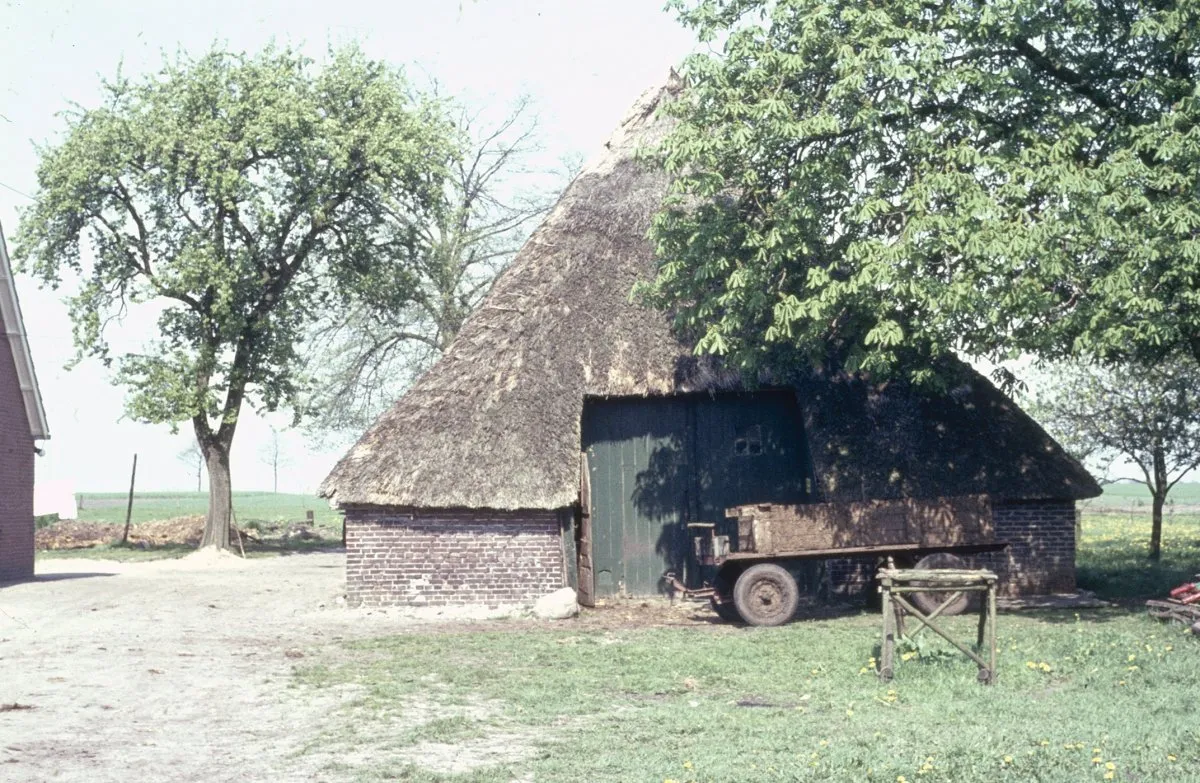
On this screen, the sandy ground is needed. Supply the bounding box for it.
[0,550,427,783]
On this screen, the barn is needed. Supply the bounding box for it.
[321,78,1100,608]
[0,222,49,583]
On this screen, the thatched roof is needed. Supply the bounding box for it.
[796,363,1100,503]
[321,76,1099,510]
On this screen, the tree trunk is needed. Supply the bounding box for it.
[196,465,202,493]
[200,441,233,550]
[1149,445,1167,561]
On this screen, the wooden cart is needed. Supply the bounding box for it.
[664,494,1007,626]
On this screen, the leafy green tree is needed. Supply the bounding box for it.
[15,46,458,549]
[648,0,1200,382]
[1029,361,1200,560]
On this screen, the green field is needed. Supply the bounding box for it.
[1087,481,1200,511]
[75,491,341,528]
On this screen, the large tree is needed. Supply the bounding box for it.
[1028,361,1200,560]
[648,0,1200,382]
[15,46,458,549]
[303,97,562,434]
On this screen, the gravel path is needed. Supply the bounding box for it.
[0,550,412,783]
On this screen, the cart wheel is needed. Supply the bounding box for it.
[733,564,800,627]
[710,596,742,623]
[911,553,971,616]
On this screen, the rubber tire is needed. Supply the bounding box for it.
[733,564,800,627]
[910,552,971,617]
[710,597,743,623]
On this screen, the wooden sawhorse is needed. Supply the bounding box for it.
[878,567,998,684]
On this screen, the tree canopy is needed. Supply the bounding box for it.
[648,0,1200,382]
[1028,359,1200,559]
[15,45,460,547]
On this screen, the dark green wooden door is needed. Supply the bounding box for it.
[582,398,690,597]
[582,391,812,597]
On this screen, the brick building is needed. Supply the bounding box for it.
[322,77,1100,609]
[0,223,49,583]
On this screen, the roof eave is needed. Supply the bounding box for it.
[0,223,50,441]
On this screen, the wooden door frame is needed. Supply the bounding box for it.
[576,450,596,607]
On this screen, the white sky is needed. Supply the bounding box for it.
[1,0,698,494]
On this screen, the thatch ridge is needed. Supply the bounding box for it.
[322,75,1100,510]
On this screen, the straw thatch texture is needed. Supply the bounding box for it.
[322,76,1100,510]
[321,76,709,509]
[796,364,1101,503]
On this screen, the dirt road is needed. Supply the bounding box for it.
[0,551,411,783]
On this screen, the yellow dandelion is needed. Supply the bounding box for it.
[819,739,829,747]
[1038,740,1049,747]
[1003,755,1013,765]
[683,761,693,771]
[897,776,908,783]
[1168,754,1177,762]
[1128,654,1136,662]
[1105,762,1115,771]
[1104,773,1114,781]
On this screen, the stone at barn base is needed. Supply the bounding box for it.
[533,587,579,620]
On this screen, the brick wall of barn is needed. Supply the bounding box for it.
[0,334,35,583]
[342,506,570,607]
[826,499,1079,597]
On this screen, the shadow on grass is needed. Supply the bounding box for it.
[1077,547,1198,601]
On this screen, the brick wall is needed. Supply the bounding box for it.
[825,500,1078,598]
[0,334,34,583]
[342,506,569,607]
[981,500,1077,595]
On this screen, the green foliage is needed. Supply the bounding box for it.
[14,45,459,443]
[649,0,1200,379]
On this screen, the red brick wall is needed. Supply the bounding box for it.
[982,500,1077,594]
[342,506,568,607]
[0,335,34,583]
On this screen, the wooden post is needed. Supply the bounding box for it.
[121,454,138,544]
[988,581,997,683]
[879,575,895,681]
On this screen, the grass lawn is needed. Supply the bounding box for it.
[295,612,1198,782]
[1078,511,1200,599]
[290,511,1200,782]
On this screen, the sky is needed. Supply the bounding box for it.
[0,0,699,495]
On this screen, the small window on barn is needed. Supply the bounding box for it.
[734,424,763,457]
